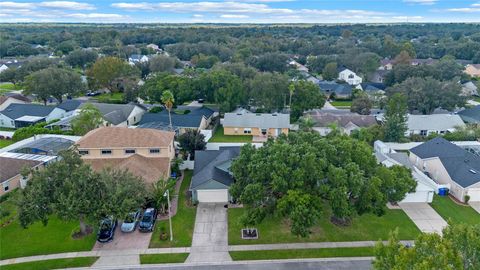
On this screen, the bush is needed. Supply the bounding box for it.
[464,195,470,204]
[12,122,70,141]
[149,106,163,113]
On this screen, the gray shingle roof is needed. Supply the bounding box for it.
[0,103,56,120]
[191,147,241,189]
[57,100,83,112]
[307,111,377,128]
[138,106,214,128]
[458,105,480,124]
[407,114,465,131]
[410,137,480,188]
[317,81,353,96]
[223,113,290,129]
[80,103,143,125]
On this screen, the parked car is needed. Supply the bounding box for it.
[139,208,157,232]
[121,210,141,233]
[97,217,117,242]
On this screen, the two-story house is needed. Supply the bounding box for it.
[76,127,175,184]
[338,67,362,86]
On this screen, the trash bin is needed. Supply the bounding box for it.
[438,188,449,196]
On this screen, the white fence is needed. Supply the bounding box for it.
[180,160,195,170]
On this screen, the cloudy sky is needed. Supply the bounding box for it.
[0,0,478,23]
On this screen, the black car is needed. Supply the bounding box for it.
[97,217,117,242]
[139,208,157,232]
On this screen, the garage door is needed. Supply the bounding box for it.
[401,191,432,203]
[197,189,229,203]
[468,189,480,202]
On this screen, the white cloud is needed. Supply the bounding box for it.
[447,2,480,12]
[67,13,126,19]
[38,1,96,10]
[192,14,204,18]
[403,0,437,5]
[220,14,249,18]
[0,1,32,8]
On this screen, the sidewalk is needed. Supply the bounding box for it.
[228,240,414,251]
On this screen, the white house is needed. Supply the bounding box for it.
[0,103,65,128]
[0,64,8,73]
[128,54,149,65]
[338,68,362,85]
[406,114,465,137]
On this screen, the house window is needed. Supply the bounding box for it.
[101,149,112,155]
[3,182,9,192]
[243,128,252,134]
[79,150,89,155]
[420,130,428,136]
[150,148,160,154]
[261,128,267,135]
[125,149,136,154]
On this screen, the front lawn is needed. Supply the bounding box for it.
[1,257,99,270]
[228,207,419,245]
[229,247,374,261]
[330,100,352,108]
[140,253,189,264]
[0,83,22,92]
[0,192,96,260]
[209,127,252,143]
[149,170,196,248]
[430,195,480,225]
[0,139,14,149]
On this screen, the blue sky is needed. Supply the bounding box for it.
[0,0,478,23]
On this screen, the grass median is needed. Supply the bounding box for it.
[140,253,189,264]
[1,257,99,270]
[229,247,374,261]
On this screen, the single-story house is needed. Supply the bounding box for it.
[138,106,215,134]
[0,103,65,128]
[356,82,386,95]
[458,105,480,124]
[56,99,83,118]
[409,137,480,202]
[338,67,362,85]
[406,114,465,137]
[0,94,31,111]
[0,157,43,196]
[306,110,378,135]
[461,81,479,96]
[318,80,353,99]
[223,112,290,139]
[77,127,175,184]
[464,64,480,78]
[370,70,389,84]
[190,147,240,203]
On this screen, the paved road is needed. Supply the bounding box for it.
[75,258,373,270]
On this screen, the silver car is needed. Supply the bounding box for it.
[121,210,141,232]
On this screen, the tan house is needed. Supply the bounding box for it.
[76,127,175,184]
[0,94,31,111]
[0,157,42,196]
[409,137,480,202]
[223,112,290,139]
[464,64,480,78]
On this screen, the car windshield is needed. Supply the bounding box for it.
[125,213,136,223]
[142,215,152,223]
[100,222,111,231]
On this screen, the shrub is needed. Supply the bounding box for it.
[464,195,470,204]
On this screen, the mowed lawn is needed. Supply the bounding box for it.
[140,253,189,264]
[228,207,419,245]
[150,170,196,248]
[330,100,352,108]
[1,257,98,270]
[0,139,14,149]
[209,127,252,143]
[430,195,480,225]
[0,192,96,260]
[229,247,374,261]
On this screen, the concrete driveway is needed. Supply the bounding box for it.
[399,203,448,234]
[470,202,480,215]
[186,203,231,263]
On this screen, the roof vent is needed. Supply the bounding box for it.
[469,169,477,174]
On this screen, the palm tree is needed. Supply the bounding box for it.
[161,90,175,130]
[288,83,295,109]
[151,178,176,214]
[299,115,315,132]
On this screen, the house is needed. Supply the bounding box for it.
[0,94,31,111]
[0,103,65,128]
[410,58,438,66]
[464,64,480,78]
[0,64,8,73]
[356,82,386,96]
[190,147,240,203]
[128,54,149,64]
[56,99,83,118]
[458,105,480,124]
[338,67,362,85]
[138,106,215,134]
[409,137,480,202]
[289,60,309,72]
[306,110,377,135]
[0,157,43,196]
[406,114,465,136]
[76,127,175,184]
[318,80,353,99]
[370,70,389,83]
[461,81,478,96]
[374,141,435,203]
[223,112,289,140]
[146,44,160,51]
[378,58,394,70]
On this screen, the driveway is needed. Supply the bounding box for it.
[186,203,231,263]
[399,203,448,234]
[470,202,480,215]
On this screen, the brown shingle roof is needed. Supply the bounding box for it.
[76,127,175,149]
[0,94,31,106]
[0,157,42,183]
[84,155,170,184]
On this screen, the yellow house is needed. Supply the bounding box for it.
[76,127,175,184]
[223,112,290,139]
[464,64,480,78]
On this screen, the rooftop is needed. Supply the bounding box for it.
[191,147,241,189]
[223,112,290,129]
[407,114,465,131]
[0,157,42,183]
[12,137,75,155]
[0,103,56,120]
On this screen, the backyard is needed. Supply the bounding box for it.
[149,170,196,248]
[209,127,252,143]
[228,206,420,245]
[330,100,352,108]
[0,139,14,149]
[92,92,125,104]
[430,195,480,225]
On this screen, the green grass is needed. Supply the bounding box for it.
[0,190,19,226]
[229,247,374,261]
[0,139,14,149]
[0,193,96,260]
[473,96,480,103]
[1,257,99,270]
[140,253,189,264]
[228,207,419,245]
[149,170,196,248]
[93,92,125,104]
[430,195,480,225]
[209,127,253,143]
[0,83,22,92]
[330,100,352,108]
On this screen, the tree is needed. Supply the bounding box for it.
[178,129,206,160]
[383,93,408,142]
[18,149,146,235]
[322,62,338,81]
[87,57,138,92]
[151,178,176,215]
[65,49,98,68]
[288,83,295,108]
[290,81,326,121]
[393,50,412,65]
[161,90,175,130]
[149,55,176,73]
[298,115,315,132]
[248,52,288,72]
[247,72,289,112]
[24,67,84,104]
[191,54,220,69]
[71,104,104,135]
[351,94,373,115]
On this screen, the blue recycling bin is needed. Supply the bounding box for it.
[438,188,449,196]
